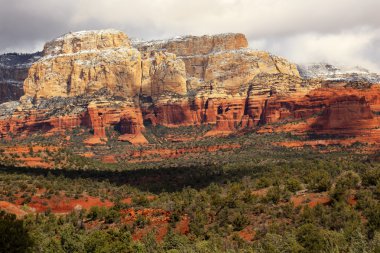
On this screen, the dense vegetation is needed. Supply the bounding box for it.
[0,131,380,252]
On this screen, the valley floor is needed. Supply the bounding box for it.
[1,130,380,252]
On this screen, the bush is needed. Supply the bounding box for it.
[296,223,327,253]
[331,171,361,201]
[286,178,302,193]
[307,170,331,192]
[134,214,150,229]
[0,211,33,253]
[232,213,250,231]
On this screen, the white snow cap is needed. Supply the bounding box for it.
[54,29,124,41]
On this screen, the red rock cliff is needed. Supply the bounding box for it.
[0,30,378,144]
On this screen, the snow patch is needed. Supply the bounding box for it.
[40,47,139,62]
[53,29,123,42]
[132,33,244,48]
[298,63,380,83]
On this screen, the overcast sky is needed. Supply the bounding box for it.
[1,0,379,71]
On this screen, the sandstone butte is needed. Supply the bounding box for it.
[0,29,379,145]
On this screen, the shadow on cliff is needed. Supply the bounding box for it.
[0,164,266,194]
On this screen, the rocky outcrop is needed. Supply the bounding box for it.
[43,30,131,56]
[0,97,147,145]
[2,30,379,145]
[135,33,300,93]
[298,63,380,84]
[22,31,301,102]
[257,86,380,138]
[313,95,376,131]
[85,100,147,145]
[0,108,84,139]
[141,51,187,98]
[305,89,380,136]
[24,47,142,99]
[23,30,190,101]
[24,30,142,99]
[134,33,248,57]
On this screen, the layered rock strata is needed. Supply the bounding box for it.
[24,30,141,99]
[135,33,300,94]
[0,30,379,144]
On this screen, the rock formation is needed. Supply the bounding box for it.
[298,63,380,84]
[85,100,147,145]
[135,33,300,94]
[141,51,187,98]
[43,30,131,56]
[24,30,142,99]
[0,29,379,144]
[257,86,380,138]
[135,33,248,56]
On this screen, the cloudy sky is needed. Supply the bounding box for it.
[1,0,379,71]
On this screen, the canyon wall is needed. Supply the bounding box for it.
[135,33,300,94]
[23,30,142,99]
[0,30,379,144]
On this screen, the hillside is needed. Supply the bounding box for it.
[0,30,380,252]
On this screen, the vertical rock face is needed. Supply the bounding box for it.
[24,30,142,99]
[135,33,300,93]
[3,29,377,144]
[311,95,377,132]
[141,51,187,98]
[24,48,142,98]
[253,87,380,137]
[200,50,300,93]
[85,100,147,145]
[0,52,41,103]
[133,33,302,132]
[22,31,301,102]
[23,30,189,100]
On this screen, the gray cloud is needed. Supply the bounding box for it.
[1,0,379,71]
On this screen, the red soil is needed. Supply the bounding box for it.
[275,135,380,150]
[121,208,171,241]
[81,152,95,158]
[175,215,190,235]
[2,145,58,154]
[291,192,332,208]
[18,157,53,168]
[24,195,113,214]
[347,195,357,206]
[0,201,29,217]
[101,155,118,164]
[121,198,132,205]
[118,133,149,145]
[238,226,256,242]
[83,136,107,146]
[127,144,241,161]
[1,145,58,168]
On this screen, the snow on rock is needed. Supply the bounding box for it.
[133,33,249,57]
[298,63,380,83]
[43,29,131,56]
